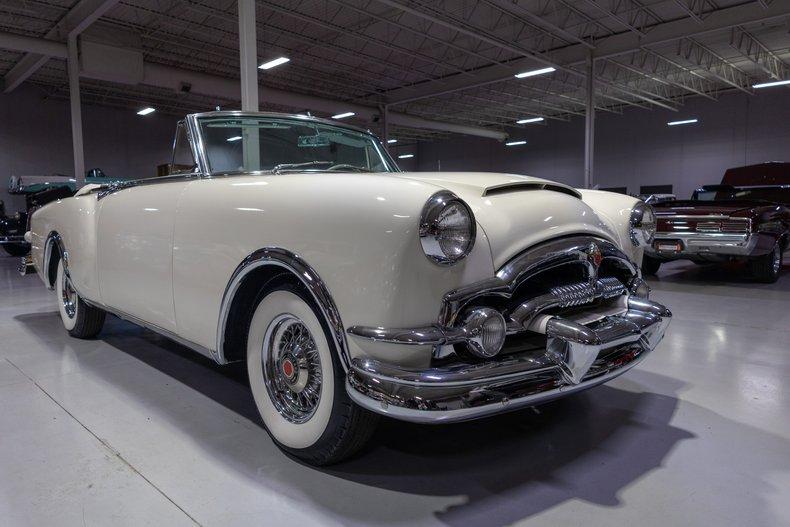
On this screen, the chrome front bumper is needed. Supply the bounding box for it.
[346,297,670,423]
[345,236,671,423]
[648,231,758,257]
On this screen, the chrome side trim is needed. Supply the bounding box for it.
[216,247,349,369]
[82,300,215,361]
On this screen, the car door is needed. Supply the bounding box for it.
[96,122,199,332]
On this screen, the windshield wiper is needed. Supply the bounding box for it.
[326,163,370,172]
[269,161,371,174]
[270,160,333,173]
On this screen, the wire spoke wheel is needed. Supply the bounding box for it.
[262,313,323,424]
[61,271,77,319]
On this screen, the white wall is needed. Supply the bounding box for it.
[413,88,790,199]
[0,85,177,212]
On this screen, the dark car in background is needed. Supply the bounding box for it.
[0,169,114,257]
[642,162,790,283]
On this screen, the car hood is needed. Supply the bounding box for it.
[395,172,616,268]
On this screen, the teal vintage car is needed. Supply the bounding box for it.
[2,169,121,257]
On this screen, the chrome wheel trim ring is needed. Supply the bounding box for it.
[262,313,322,424]
[61,271,77,319]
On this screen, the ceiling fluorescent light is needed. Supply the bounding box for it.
[137,107,155,116]
[516,117,544,124]
[514,67,555,79]
[259,57,290,70]
[387,139,397,144]
[332,112,355,119]
[505,140,527,146]
[752,79,790,89]
[227,136,242,142]
[667,118,698,126]
[398,154,414,159]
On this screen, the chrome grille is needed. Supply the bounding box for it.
[550,277,627,308]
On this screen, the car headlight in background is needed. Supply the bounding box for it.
[629,201,656,247]
[420,190,476,265]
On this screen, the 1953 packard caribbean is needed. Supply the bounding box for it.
[27,112,671,465]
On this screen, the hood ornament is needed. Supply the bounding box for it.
[585,242,603,282]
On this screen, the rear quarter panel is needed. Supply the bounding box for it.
[29,194,101,300]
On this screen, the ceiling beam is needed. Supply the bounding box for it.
[381,1,790,105]
[0,31,507,141]
[3,0,120,93]
[729,25,790,81]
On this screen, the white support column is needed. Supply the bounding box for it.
[238,0,258,111]
[237,0,260,170]
[380,104,390,151]
[67,35,85,188]
[584,52,595,189]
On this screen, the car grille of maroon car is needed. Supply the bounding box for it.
[656,217,750,233]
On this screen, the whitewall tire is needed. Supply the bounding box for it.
[246,282,378,465]
[56,259,106,338]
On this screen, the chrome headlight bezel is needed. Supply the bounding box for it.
[629,201,656,247]
[419,190,476,266]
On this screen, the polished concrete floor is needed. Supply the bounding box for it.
[1,255,789,526]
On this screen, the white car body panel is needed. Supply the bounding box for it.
[97,180,191,332]
[27,108,648,374]
[29,170,640,368]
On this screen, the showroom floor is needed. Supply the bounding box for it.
[1,255,788,526]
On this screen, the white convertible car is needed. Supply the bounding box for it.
[27,111,670,465]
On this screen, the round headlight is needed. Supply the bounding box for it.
[419,191,476,265]
[629,202,656,247]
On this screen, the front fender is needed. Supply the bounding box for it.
[171,174,495,367]
[577,189,644,264]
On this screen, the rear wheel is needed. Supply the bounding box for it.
[56,260,106,338]
[748,244,782,283]
[641,255,662,276]
[3,243,29,257]
[246,283,378,465]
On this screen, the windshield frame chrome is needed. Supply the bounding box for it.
[187,111,400,177]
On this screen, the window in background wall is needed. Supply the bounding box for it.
[601,186,628,194]
[640,184,673,195]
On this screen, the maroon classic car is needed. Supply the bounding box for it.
[642,162,790,283]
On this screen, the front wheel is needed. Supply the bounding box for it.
[641,255,662,275]
[56,259,106,338]
[748,244,782,283]
[246,283,378,465]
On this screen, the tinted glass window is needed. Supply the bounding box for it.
[171,122,197,174]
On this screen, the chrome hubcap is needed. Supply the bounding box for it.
[61,271,77,319]
[772,247,781,274]
[262,314,322,424]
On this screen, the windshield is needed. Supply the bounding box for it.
[694,186,790,204]
[198,116,398,174]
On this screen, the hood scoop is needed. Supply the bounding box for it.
[483,182,581,199]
